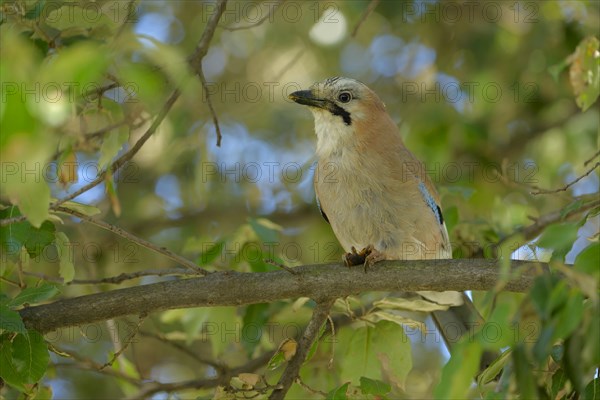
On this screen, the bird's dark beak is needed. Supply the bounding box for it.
[288,90,327,109]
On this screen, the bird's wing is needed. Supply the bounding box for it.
[398,149,452,254]
[313,162,330,224]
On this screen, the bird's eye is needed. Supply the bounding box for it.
[338,92,352,103]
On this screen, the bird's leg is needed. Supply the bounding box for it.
[343,245,386,271]
[363,245,386,271]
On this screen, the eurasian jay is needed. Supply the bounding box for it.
[289,77,495,370]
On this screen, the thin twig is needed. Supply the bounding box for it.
[269,299,335,400]
[82,82,120,100]
[139,330,226,371]
[0,276,20,287]
[265,259,299,275]
[113,0,137,39]
[530,162,600,195]
[55,205,209,275]
[584,149,600,166]
[0,0,228,227]
[295,376,328,397]
[51,346,141,385]
[128,350,275,400]
[100,314,146,370]
[85,119,130,139]
[497,199,600,249]
[198,63,222,146]
[51,89,183,210]
[219,0,284,31]
[351,0,380,37]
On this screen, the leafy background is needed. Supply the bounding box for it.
[0,0,599,399]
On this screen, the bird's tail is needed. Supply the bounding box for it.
[430,292,499,375]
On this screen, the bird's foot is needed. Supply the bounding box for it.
[363,246,386,272]
[343,245,385,272]
[343,246,366,267]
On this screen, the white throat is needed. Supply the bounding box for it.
[312,109,355,159]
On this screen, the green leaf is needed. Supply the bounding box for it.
[569,36,600,111]
[15,183,51,229]
[10,330,49,383]
[24,0,47,20]
[241,303,269,355]
[249,218,281,244]
[477,349,511,387]
[40,42,110,88]
[267,339,297,370]
[0,334,27,391]
[536,222,579,252]
[8,283,60,308]
[548,58,570,82]
[0,207,56,259]
[583,377,600,400]
[98,129,129,170]
[574,243,600,278]
[532,325,555,364]
[196,240,225,265]
[564,333,586,394]
[550,369,568,400]
[359,376,391,396]
[0,306,26,334]
[530,274,562,320]
[339,321,412,386]
[513,344,538,399]
[305,322,327,364]
[58,201,101,216]
[55,232,75,282]
[326,382,350,400]
[267,348,286,371]
[118,61,167,109]
[435,340,483,399]
[560,199,584,219]
[554,289,584,339]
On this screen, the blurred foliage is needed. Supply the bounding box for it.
[0,0,599,399]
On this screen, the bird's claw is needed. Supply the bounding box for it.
[343,245,385,272]
[343,246,365,267]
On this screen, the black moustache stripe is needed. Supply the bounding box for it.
[328,103,352,126]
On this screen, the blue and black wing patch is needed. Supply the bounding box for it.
[418,182,444,226]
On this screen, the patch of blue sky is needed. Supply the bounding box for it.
[437,72,470,113]
[203,121,315,214]
[155,174,183,217]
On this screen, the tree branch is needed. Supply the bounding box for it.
[269,300,335,400]
[530,161,600,195]
[128,350,275,400]
[351,0,380,37]
[55,206,208,274]
[497,199,600,248]
[0,0,228,227]
[20,259,545,334]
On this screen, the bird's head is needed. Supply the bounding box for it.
[289,77,392,157]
